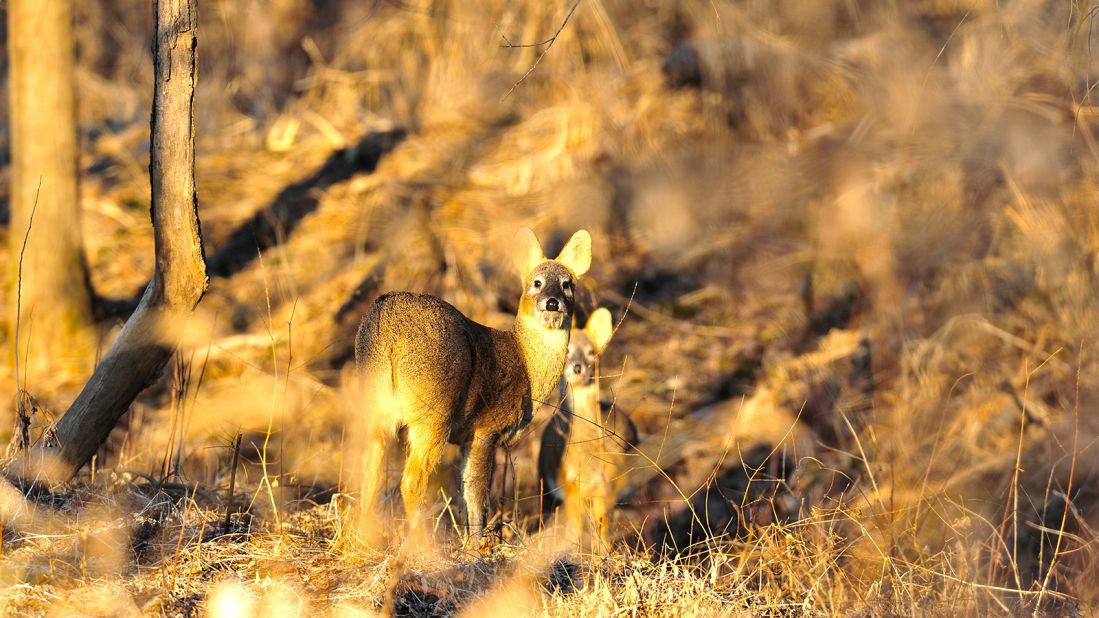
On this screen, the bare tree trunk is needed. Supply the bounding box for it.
[7,0,95,384]
[11,0,207,483]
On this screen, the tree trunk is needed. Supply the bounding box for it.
[10,0,207,483]
[7,0,95,384]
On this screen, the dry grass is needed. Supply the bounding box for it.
[1,0,1099,615]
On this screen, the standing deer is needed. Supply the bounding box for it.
[538,307,639,543]
[354,228,592,538]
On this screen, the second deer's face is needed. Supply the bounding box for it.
[523,261,576,330]
[564,329,597,386]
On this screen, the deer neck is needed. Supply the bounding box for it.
[514,313,570,405]
[567,381,601,424]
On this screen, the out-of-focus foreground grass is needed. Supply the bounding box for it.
[0,0,1098,615]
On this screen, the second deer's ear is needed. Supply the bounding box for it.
[513,227,545,275]
[555,229,591,277]
[586,307,614,354]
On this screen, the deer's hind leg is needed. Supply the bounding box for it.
[359,425,390,513]
[400,421,448,528]
[353,367,400,534]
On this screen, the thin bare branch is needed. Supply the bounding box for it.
[501,0,583,100]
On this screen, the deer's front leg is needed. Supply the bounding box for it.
[461,432,498,538]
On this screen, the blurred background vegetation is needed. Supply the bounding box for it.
[1,0,1098,614]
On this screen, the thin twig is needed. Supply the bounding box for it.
[499,32,555,49]
[14,177,42,395]
[921,12,969,88]
[249,245,282,527]
[501,0,583,100]
[13,179,43,463]
[1035,341,1084,607]
[224,432,243,532]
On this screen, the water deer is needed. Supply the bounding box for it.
[538,307,639,543]
[354,228,592,538]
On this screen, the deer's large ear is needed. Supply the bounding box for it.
[555,229,591,277]
[513,227,545,275]
[586,307,614,354]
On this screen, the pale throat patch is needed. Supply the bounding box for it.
[517,311,570,339]
[516,312,570,400]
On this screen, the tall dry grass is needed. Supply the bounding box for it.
[0,0,1097,614]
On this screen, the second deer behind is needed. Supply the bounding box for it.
[539,307,640,544]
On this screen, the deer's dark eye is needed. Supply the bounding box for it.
[562,280,573,291]
[533,279,542,289]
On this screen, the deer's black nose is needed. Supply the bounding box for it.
[546,297,560,312]
[572,363,583,374]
